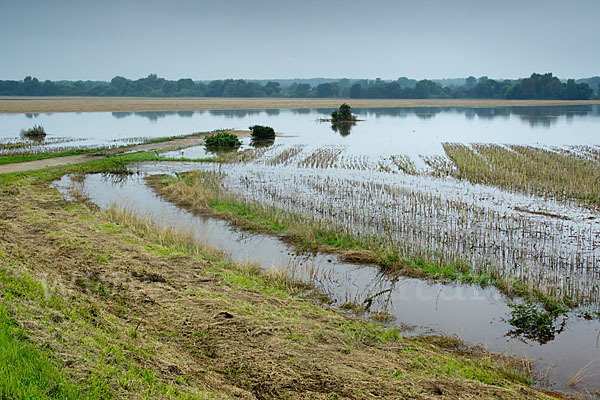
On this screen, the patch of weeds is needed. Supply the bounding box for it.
[144,243,185,258]
[74,275,109,297]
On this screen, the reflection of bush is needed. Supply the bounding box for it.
[331,121,355,136]
[507,300,566,344]
[204,131,241,148]
[251,138,275,148]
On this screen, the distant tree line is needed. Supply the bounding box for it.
[0,73,596,100]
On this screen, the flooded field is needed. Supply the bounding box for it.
[36,105,600,397]
[53,169,600,397]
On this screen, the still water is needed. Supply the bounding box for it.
[2,106,600,157]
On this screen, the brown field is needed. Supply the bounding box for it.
[1,96,599,113]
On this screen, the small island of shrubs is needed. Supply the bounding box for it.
[249,125,276,139]
[330,103,357,122]
[204,131,241,149]
[20,125,47,139]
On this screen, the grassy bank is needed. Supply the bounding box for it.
[148,170,576,314]
[0,158,561,398]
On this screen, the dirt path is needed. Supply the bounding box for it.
[0,130,250,174]
[1,96,598,114]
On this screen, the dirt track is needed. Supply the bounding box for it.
[1,96,598,114]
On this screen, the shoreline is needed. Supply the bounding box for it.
[1,96,598,113]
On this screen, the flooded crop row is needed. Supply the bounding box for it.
[179,142,600,309]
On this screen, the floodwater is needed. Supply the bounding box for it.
[1,105,600,157]
[53,168,600,398]
[16,104,600,397]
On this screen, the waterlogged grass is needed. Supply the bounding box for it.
[444,143,600,207]
[150,170,494,286]
[0,151,162,185]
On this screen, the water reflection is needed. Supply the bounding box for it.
[250,137,275,148]
[331,121,355,136]
[106,105,599,128]
[111,110,204,121]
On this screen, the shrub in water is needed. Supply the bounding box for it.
[249,125,275,139]
[20,125,47,139]
[331,103,356,122]
[204,131,241,148]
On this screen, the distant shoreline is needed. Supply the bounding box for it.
[1,96,598,114]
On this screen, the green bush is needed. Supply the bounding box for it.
[20,125,47,139]
[249,125,276,139]
[331,103,356,122]
[204,131,241,148]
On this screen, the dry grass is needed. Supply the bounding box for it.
[1,96,598,113]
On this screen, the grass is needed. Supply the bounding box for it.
[0,304,84,399]
[0,148,101,165]
[0,156,558,399]
[1,97,597,114]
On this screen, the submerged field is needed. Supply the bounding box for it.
[151,141,600,311]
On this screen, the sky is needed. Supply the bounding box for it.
[1,0,598,81]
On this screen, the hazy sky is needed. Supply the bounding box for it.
[1,0,598,81]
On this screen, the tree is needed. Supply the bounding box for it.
[331,103,356,122]
[315,83,339,98]
[288,83,311,98]
[176,78,195,91]
[349,83,362,98]
[162,81,176,96]
[264,81,281,96]
[465,76,477,89]
[249,125,275,139]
